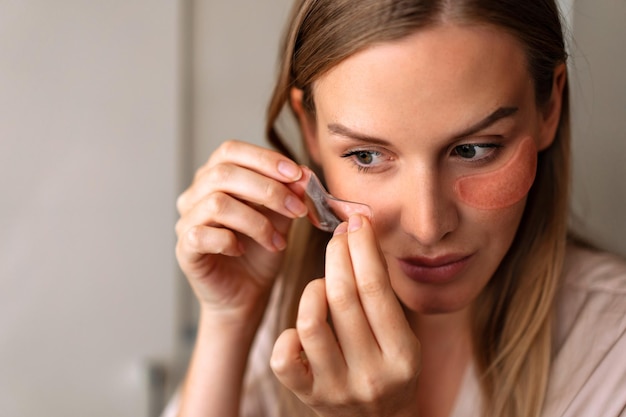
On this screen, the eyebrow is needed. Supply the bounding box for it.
[327,123,392,145]
[327,106,519,144]
[454,106,519,139]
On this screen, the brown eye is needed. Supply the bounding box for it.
[341,149,386,173]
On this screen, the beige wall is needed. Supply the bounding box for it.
[190,0,294,169]
[0,1,181,416]
[569,1,626,256]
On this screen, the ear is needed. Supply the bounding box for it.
[536,63,567,151]
[290,88,321,164]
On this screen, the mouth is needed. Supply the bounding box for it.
[396,253,473,285]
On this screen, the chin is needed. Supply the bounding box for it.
[392,278,481,318]
[399,293,471,316]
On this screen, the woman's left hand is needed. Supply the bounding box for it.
[271,214,421,417]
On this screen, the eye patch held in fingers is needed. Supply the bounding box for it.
[454,136,538,210]
[303,167,373,232]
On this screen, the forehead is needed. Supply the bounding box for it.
[313,23,532,139]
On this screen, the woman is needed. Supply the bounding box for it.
[171,1,626,416]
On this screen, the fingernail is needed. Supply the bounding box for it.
[285,195,308,217]
[333,222,348,236]
[348,214,362,232]
[273,232,287,251]
[277,160,301,181]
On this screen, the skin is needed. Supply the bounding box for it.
[174,22,566,417]
[454,136,538,210]
[175,141,309,417]
[281,23,565,417]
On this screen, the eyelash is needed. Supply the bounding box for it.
[451,143,503,164]
[340,149,384,172]
[341,142,504,173]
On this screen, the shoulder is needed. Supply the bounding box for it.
[562,244,626,296]
[555,243,626,349]
[556,245,626,340]
[544,244,626,417]
[555,245,626,346]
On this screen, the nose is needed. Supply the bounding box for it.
[398,167,458,247]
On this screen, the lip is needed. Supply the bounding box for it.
[397,253,473,285]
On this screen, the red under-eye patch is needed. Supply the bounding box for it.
[454,136,537,210]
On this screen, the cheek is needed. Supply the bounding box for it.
[454,137,537,210]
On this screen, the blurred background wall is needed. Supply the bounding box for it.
[0,1,181,416]
[567,1,626,255]
[0,1,623,416]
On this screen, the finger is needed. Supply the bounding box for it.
[178,163,308,220]
[296,279,346,382]
[176,192,287,253]
[176,224,242,268]
[271,328,313,395]
[346,215,414,352]
[324,222,379,366]
[203,139,302,184]
[285,165,312,200]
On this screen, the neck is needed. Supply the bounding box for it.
[407,306,473,357]
[406,307,474,417]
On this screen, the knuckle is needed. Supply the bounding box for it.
[269,352,288,374]
[392,366,419,388]
[262,180,281,201]
[296,314,325,340]
[176,192,187,214]
[397,348,422,380]
[325,283,355,312]
[207,163,234,185]
[192,166,205,182]
[252,216,274,240]
[258,150,274,167]
[357,278,386,298]
[385,344,421,383]
[184,226,202,249]
[203,140,241,174]
[221,231,238,252]
[204,193,228,217]
[218,139,239,156]
[270,330,297,374]
[214,139,242,164]
[174,218,185,237]
[356,374,386,402]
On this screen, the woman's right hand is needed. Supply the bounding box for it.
[175,140,308,326]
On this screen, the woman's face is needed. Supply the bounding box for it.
[299,23,563,315]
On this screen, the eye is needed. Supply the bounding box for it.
[341,149,385,172]
[453,143,501,162]
[353,150,376,165]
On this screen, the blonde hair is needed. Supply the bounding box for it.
[265,1,570,416]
